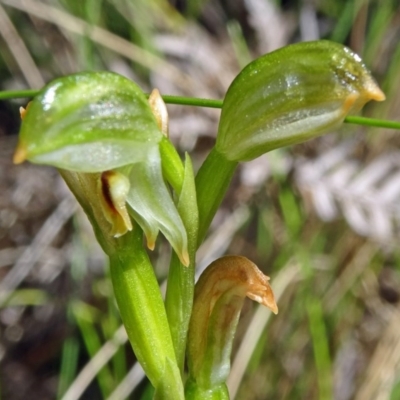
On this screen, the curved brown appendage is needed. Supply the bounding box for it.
[195,255,278,315]
[187,255,277,391]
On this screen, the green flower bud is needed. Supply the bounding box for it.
[186,256,277,398]
[216,40,385,162]
[14,72,188,265]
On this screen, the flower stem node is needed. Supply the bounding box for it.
[216,40,385,162]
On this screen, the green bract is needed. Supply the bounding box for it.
[216,40,385,161]
[15,71,189,265]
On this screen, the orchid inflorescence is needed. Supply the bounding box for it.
[13,40,384,399]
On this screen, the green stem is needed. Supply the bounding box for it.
[0,89,38,99]
[344,115,400,130]
[0,88,223,108]
[195,147,238,245]
[110,228,184,399]
[60,171,185,398]
[2,88,400,130]
[161,95,223,109]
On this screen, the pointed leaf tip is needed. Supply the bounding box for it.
[247,284,278,314]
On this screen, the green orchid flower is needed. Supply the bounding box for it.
[14,71,189,265]
[216,40,385,162]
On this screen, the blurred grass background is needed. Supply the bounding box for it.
[1,0,400,399]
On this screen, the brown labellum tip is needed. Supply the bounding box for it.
[99,171,132,237]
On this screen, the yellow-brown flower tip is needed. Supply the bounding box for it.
[179,250,190,267]
[146,237,156,251]
[270,302,279,315]
[356,74,386,104]
[13,144,27,164]
[19,102,32,120]
[245,269,278,314]
[249,289,279,314]
[366,83,386,102]
[148,88,169,137]
[19,106,26,120]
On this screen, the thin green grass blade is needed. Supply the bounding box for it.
[363,0,395,66]
[306,297,333,400]
[72,301,115,398]
[102,271,127,389]
[227,20,252,68]
[330,0,355,43]
[57,336,80,400]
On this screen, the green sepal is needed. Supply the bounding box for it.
[17,71,162,171]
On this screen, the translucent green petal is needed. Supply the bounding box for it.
[125,147,189,266]
[17,71,162,171]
